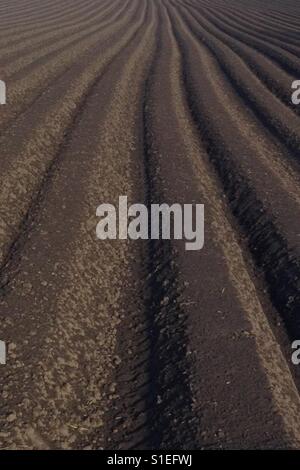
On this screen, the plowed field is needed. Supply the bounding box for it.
[1,0,300,450]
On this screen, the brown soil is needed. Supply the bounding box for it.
[0,0,300,450]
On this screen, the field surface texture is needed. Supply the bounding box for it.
[0,0,300,450]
